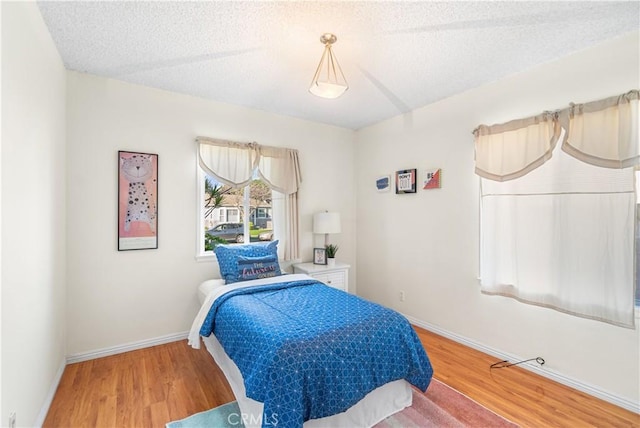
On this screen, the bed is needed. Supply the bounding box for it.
[188,243,433,428]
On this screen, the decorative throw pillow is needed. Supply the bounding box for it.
[236,255,280,282]
[214,240,281,284]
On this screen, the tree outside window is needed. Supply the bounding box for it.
[203,175,274,251]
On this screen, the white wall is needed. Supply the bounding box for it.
[65,72,355,355]
[4,3,634,420]
[355,32,640,406]
[1,2,67,426]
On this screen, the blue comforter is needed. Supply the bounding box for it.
[200,279,433,428]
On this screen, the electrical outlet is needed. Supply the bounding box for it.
[9,412,16,428]
[400,291,405,302]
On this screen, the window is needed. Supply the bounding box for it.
[227,208,240,223]
[196,137,301,261]
[479,136,635,326]
[475,90,638,327]
[200,171,280,253]
[636,170,640,308]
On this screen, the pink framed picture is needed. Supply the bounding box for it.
[423,168,442,190]
[118,151,158,250]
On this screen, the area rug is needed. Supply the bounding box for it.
[166,379,516,427]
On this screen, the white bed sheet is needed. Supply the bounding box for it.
[193,275,413,428]
[197,278,225,305]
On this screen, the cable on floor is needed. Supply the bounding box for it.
[490,357,545,370]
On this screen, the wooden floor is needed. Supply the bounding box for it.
[44,326,639,427]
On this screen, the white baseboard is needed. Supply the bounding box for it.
[66,331,189,364]
[404,314,640,414]
[34,357,66,428]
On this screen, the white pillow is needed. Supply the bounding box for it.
[197,279,226,305]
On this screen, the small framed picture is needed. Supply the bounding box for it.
[423,168,442,190]
[313,248,327,265]
[376,175,391,192]
[396,169,417,194]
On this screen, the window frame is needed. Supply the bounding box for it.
[635,168,640,316]
[196,167,272,261]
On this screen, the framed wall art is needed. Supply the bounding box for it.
[395,169,417,194]
[118,151,158,251]
[423,168,442,190]
[313,247,327,265]
[376,175,391,192]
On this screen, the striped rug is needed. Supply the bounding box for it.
[375,379,516,427]
[167,379,516,428]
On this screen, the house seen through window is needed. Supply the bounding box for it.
[203,171,275,252]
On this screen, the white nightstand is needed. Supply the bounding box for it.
[293,262,350,292]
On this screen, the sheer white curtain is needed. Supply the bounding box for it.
[197,137,301,260]
[480,137,635,327]
[475,90,638,327]
[257,147,302,260]
[271,190,299,261]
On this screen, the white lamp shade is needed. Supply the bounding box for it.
[309,81,348,99]
[313,212,341,234]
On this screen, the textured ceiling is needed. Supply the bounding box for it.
[38,1,639,130]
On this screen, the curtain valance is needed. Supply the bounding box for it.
[257,145,302,195]
[196,137,302,194]
[473,112,561,181]
[473,90,639,181]
[562,90,639,169]
[197,138,258,188]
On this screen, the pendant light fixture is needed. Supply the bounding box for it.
[309,33,348,99]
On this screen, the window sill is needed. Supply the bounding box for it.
[196,253,216,263]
